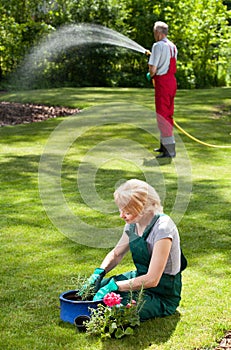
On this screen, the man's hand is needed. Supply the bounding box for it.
[145,50,151,56]
[146,72,153,82]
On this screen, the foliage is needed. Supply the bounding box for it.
[0,3,53,82]
[86,290,143,339]
[162,0,231,88]
[0,0,231,88]
[71,274,95,301]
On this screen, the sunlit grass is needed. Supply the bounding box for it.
[0,87,230,350]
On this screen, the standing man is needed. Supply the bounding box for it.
[148,21,177,158]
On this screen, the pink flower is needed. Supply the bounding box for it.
[126,300,136,308]
[103,292,122,307]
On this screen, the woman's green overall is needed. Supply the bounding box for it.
[101,215,185,321]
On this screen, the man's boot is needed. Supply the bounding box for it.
[154,143,164,152]
[156,143,176,158]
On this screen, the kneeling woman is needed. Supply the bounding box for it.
[90,179,187,320]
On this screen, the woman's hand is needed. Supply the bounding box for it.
[93,278,118,301]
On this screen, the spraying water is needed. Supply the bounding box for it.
[13,23,147,89]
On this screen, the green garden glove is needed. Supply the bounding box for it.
[146,72,154,82]
[93,278,118,301]
[78,268,106,296]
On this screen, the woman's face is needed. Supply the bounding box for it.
[119,209,140,224]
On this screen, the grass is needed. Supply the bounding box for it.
[0,87,231,350]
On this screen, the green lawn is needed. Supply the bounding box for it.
[0,87,230,350]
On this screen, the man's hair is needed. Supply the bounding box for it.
[154,21,168,35]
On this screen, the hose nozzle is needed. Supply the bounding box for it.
[145,50,151,56]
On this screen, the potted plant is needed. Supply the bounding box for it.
[59,275,102,324]
[83,289,144,339]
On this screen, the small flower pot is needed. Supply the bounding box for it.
[59,289,102,324]
[74,315,90,332]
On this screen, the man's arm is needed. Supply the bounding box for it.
[148,64,157,78]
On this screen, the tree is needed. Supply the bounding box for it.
[160,0,231,87]
[0,0,230,88]
[0,0,72,83]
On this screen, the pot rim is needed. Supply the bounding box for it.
[74,315,91,324]
[59,289,103,304]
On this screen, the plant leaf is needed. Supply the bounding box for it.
[115,328,124,339]
[124,327,134,335]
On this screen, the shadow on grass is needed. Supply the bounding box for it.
[100,312,181,350]
[143,157,173,166]
[57,312,181,350]
[0,87,154,110]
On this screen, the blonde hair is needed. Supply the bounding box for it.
[154,21,168,35]
[114,179,163,216]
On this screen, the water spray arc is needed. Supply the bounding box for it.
[16,23,146,79]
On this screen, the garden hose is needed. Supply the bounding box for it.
[144,51,230,149]
[174,120,231,149]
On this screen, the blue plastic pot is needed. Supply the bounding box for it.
[59,290,102,324]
